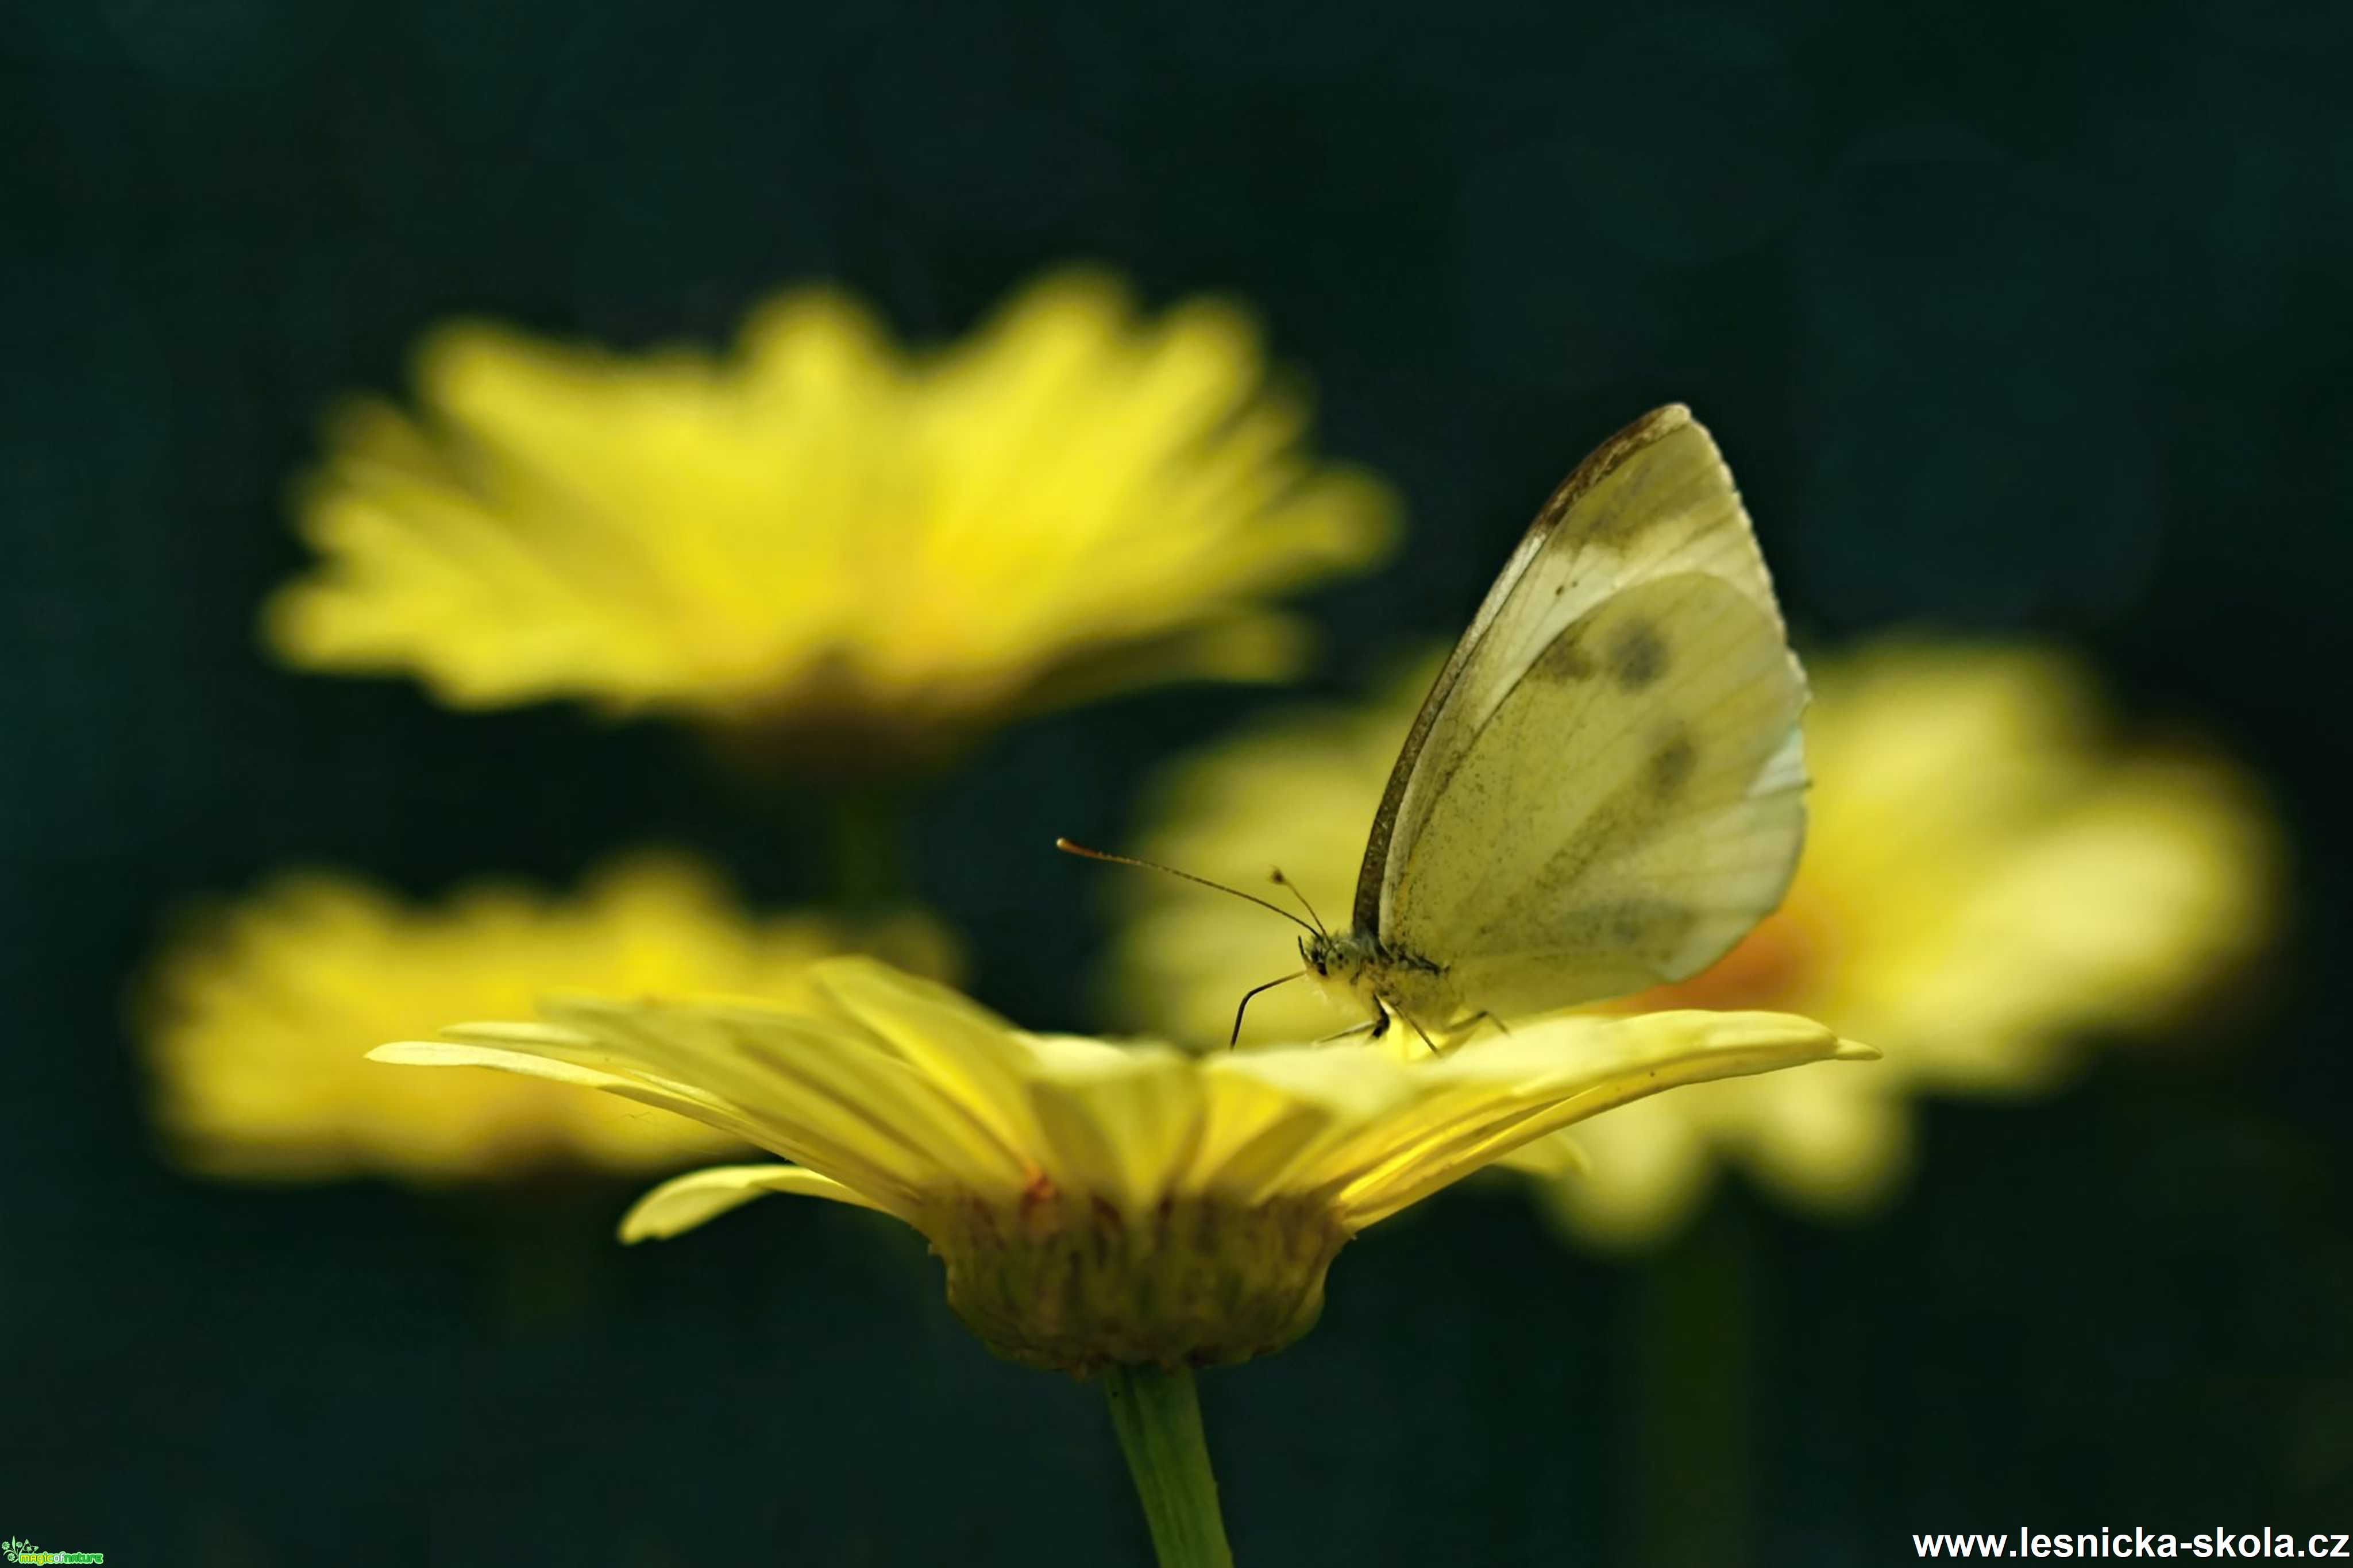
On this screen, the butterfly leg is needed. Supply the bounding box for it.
[1317,1002,1394,1046]
[1229,970,1309,1048]
[1401,1012,1442,1055]
[1442,1011,1509,1046]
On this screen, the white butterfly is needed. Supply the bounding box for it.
[1071,404,1807,1046]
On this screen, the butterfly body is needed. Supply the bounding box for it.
[1299,930,1457,1037]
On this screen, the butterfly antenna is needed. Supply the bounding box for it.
[1229,971,1305,1048]
[1266,867,1327,935]
[1054,839,1320,936]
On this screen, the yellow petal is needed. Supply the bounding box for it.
[1496,1129,1591,1179]
[1335,1011,1853,1227]
[807,959,1052,1162]
[367,1039,767,1146]
[620,1163,901,1242]
[1200,1046,1426,1203]
[1024,1046,1207,1214]
[414,1017,925,1206]
[540,999,999,1203]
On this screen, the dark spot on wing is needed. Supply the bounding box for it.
[1609,620,1668,689]
[1650,729,1698,797]
[1531,623,1596,683]
[1558,898,1698,956]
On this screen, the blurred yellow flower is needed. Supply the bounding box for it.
[1104,638,2279,1246]
[263,268,1397,766]
[370,958,1866,1372]
[139,854,959,1183]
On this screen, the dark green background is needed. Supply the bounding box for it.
[6,1,2348,1562]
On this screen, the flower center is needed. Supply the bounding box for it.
[913,1190,1349,1376]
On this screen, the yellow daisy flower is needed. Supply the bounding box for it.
[263,268,1397,767]
[138,853,958,1183]
[1104,638,2278,1246]
[368,959,1868,1373]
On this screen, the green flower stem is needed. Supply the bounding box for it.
[1629,1200,1756,1568]
[1102,1365,1235,1568]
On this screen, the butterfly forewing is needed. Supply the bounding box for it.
[1356,406,1808,1015]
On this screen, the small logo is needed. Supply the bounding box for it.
[2,1540,105,1565]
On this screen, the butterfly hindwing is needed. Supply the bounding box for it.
[1383,573,1806,1012]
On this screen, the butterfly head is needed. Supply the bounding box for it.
[1300,929,1375,997]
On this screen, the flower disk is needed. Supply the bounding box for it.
[264,269,1398,766]
[369,959,1866,1373]
[139,855,959,1183]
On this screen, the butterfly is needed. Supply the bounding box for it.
[1066,404,1807,1047]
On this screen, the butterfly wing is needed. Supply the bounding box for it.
[1357,406,1807,1013]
